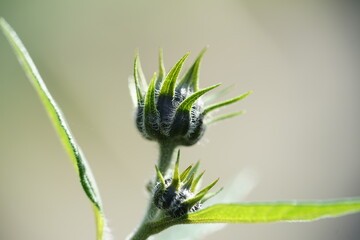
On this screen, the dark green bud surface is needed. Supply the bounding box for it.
[129,48,252,146]
[153,153,219,218]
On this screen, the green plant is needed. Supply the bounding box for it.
[1,17,359,240]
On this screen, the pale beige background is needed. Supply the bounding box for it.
[0,0,359,239]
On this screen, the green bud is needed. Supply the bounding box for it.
[153,152,220,218]
[129,48,252,146]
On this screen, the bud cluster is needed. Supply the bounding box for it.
[153,151,220,217]
[129,48,252,146]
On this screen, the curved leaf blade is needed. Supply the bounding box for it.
[186,199,360,223]
[0,18,109,240]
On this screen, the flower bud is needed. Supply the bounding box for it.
[153,151,220,217]
[129,48,252,146]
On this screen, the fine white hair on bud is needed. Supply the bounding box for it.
[129,48,252,146]
[153,151,220,218]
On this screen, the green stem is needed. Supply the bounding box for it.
[158,141,177,175]
[128,142,177,240]
[128,217,185,240]
[128,223,152,240]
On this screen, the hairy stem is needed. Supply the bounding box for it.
[158,141,177,175]
[128,142,177,240]
[127,224,152,240]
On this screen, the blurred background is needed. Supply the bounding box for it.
[1,0,359,239]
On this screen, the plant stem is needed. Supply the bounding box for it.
[128,217,184,240]
[158,141,177,175]
[128,142,177,240]
[127,223,152,240]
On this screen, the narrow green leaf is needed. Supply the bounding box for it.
[180,164,193,181]
[156,48,166,89]
[170,150,181,190]
[176,47,207,92]
[176,84,221,113]
[205,110,246,125]
[155,165,166,190]
[159,52,190,97]
[0,18,109,240]
[204,91,253,115]
[186,199,360,223]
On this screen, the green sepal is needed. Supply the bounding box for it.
[187,161,200,181]
[205,110,246,125]
[144,73,158,130]
[135,53,148,90]
[128,77,138,107]
[203,85,234,105]
[204,91,253,115]
[159,52,190,97]
[200,187,224,204]
[191,171,205,192]
[133,54,145,103]
[176,47,207,92]
[195,178,219,199]
[180,164,193,181]
[186,178,219,207]
[170,150,181,190]
[176,84,221,113]
[155,165,166,190]
[156,48,166,89]
[182,173,195,190]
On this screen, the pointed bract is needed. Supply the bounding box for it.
[200,187,223,203]
[195,178,219,198]
[155,165,166,190]
[128,77,138,107]
[187,161,200,181]
[205,110,246,125]
[183,173,195,190]
[159,52,190,97]
[133,55,144,103]
[176,84,221,113]
[203,84,234,105]
[185,178,219,208]
[144,73,157,114]
[180,164,193,181]
[135,54,148,90]
[204,91,253,115]
[156,48,166,89]
[191,171,205,192]
[176,47,207,92]
[144,73,159,137]
[170,151,181,190]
